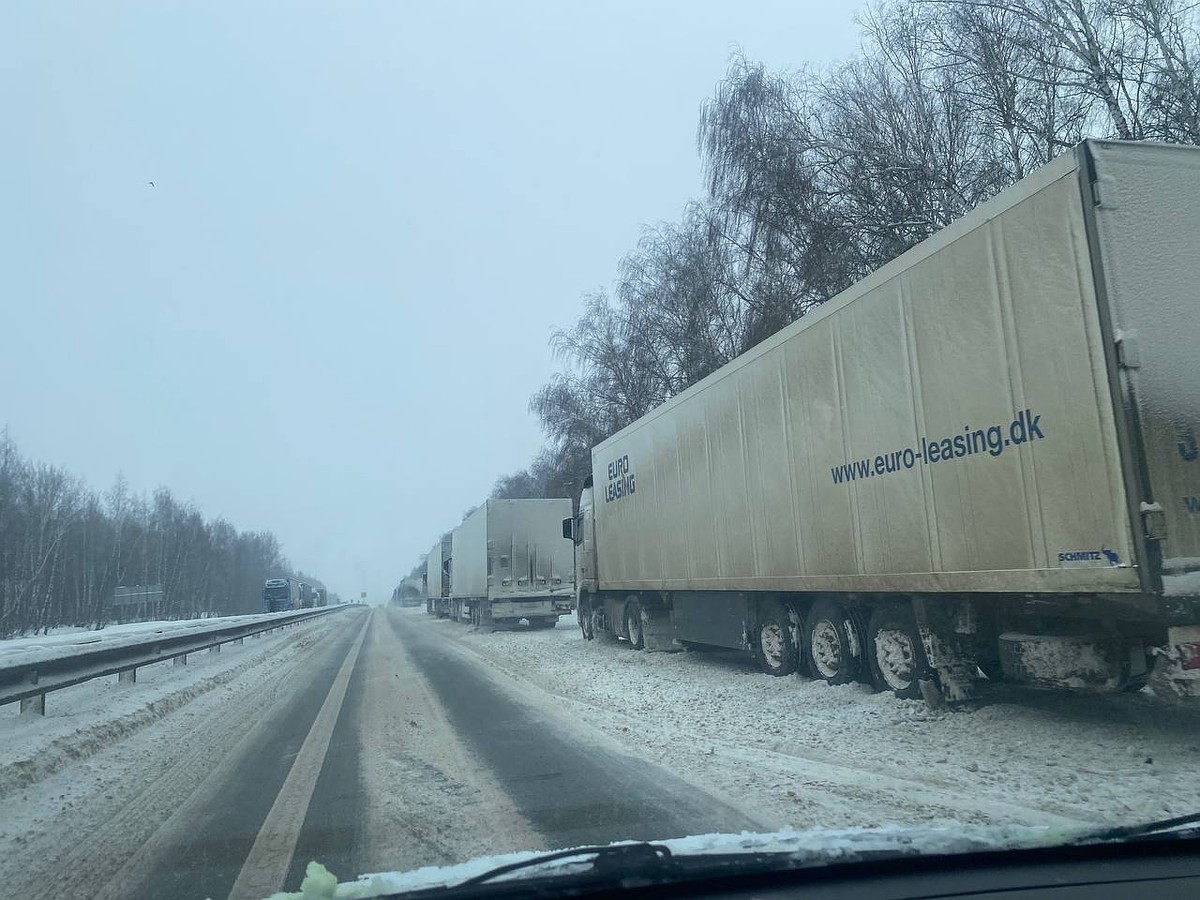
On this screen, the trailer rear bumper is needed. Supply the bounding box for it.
[490,598,565,619]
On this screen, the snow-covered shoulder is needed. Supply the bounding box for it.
[0,611,298,667]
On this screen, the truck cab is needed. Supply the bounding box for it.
[562,483,595,588]
[563,480,602,636]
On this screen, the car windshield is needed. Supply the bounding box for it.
[3,2,1200,899]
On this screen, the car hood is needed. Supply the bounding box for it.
[264,823,1079,899]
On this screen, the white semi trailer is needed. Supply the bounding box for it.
[424,534,452,617]
[563,140,1200,703]
[450,499,575,628]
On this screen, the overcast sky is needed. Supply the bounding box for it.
[2,1,862,602]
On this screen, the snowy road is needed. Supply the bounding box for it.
[390,609,759,848]
[0,607,760,899]
[4,605,1200,899]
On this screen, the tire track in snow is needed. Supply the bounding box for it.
[392,611,769,844]
[409,613,1097,830]
[355,609,545,875]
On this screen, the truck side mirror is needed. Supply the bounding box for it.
[561,517,574,541]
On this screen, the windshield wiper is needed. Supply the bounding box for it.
[450,838,931,893]
[1075,811,1200,844]
[458,842,672,887]
[459,817,1200,888]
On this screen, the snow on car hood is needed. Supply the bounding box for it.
[264,824,1076,899]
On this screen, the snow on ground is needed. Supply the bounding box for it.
[355,608,546,877]
[0,610,306,667]
[0,612,360,899]
[0,613,335,797]
[409,610,1200,833]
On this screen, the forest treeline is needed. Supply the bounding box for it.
[0,432,314,637]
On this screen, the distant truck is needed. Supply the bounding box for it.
[263,577,324,612]
[425,534,452,617]
[449,499,575,628]
[563,140,1200,703]
[263,577,300,613]
[391,578,425,607]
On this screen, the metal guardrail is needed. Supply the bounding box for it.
[0,605,353,715]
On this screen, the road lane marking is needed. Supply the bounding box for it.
[227,611,371,900]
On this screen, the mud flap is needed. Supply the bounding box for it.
[917,628,978,704]
[641,602,681,652]
[913,598,978,705]
[787,604,804,672]
[474,599,496,633]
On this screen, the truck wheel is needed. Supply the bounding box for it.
[867,605,927,700]
[527,617,558,629]
[625,600,645,650]
[757,600,798,676]
[805,600,861,685]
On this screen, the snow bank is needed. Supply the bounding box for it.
[0,611,305,668]
[0,615,340,798]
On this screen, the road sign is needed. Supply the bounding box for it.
[112,584,165,623]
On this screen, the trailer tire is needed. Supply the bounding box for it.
[867,605,927,700]
[805,600,861,685]
[527,617,558,629]
[625,600,645,650]
[757,600,798,677]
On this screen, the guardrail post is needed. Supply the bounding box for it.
[174,654,188,666]
[118,667,136,684]
[234,637,243,646]
[19,670,45,715]
[209,644,220,654]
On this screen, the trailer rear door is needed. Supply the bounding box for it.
[1085,141,1200,594]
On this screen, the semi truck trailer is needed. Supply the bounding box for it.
[425,534,452,617]
[450,499,575,628]
[562,140,1200,703]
